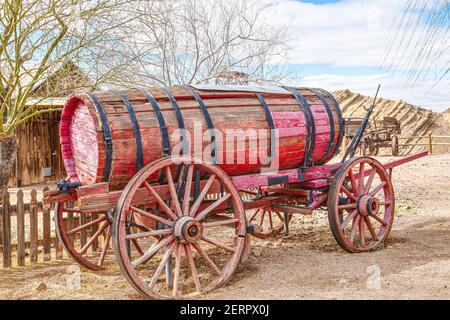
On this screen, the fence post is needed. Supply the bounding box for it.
[2,191,12,268]
[2,191,11,268]
[42,187,51,262]
[30,189,38,264]
[17,190,26,266]
[428,134,433,154]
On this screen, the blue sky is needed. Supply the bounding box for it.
[264,0,450,112]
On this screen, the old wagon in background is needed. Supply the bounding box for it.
[44,85,425,299]
[344,116,401,156]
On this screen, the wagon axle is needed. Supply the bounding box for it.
[357,195,380,217]
[173,216,203,243]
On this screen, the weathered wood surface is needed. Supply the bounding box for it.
[60,86,343,189]
[0,189,62,268]
[9,111,66,187]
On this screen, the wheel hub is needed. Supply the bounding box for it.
[173,216,203,243]
[357,195,380,217]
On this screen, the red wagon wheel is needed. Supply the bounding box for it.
[55,202,112,270]
[113,156,246,299]
[327,157,395,253]
[247,208,292,239]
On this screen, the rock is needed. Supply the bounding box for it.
[252,246,263,257]
[35,282,47,292]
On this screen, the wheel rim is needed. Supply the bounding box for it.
[55,203,112,270]
[327,157,395,253]
[247,208,291,239]
[113,156,246,299]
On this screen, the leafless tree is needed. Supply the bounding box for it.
[117,0,290,87]
[0,0,142,192]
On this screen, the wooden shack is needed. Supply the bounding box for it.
[9,61,92,187]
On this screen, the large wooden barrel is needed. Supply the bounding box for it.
[60,85,343,190]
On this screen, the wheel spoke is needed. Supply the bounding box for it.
[183,164,194,214]
[195,193,231,221]
[67,215,107,236]
[192,242,222,276]
[358,162,365,194]
[370,212,388,226]
[369,182,387,197]
[259,210,266,227]
[148,242,177,289]
[359,217,366,248]
[129,206,174,227]
[268,211,274,230]
[341,185,357,202]
[132,235,174,268]
[189,174,216,217]
[131,239,144,256]
[143,181,178,221]
[274,210,284,221]
[166,166,182,217]
[202,218,239,229]
[338,203,357,210]
[248,209,260,222]
[201,235,236,253]
[185,244,202,293]
[348,169,359,196]
[364,216,378,241]
[364,170,376,194]
[126,228,172,240]
[98,226,112,266]
[80,221,109,255]
[340,209,358,230]
[349,216,360,243]
[172,243,182,297]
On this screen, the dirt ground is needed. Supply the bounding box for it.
[0,153,449,300]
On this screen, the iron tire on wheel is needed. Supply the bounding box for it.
[113,156,247,299]
[54,203,112,270]
[327,157,395,253]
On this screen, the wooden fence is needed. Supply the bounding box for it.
[0,187,64,268]
[398,134,450,154]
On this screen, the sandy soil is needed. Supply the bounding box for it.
[0,154,449,300]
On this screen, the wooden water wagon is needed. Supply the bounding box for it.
[44,85,426,299]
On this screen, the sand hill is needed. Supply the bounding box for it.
[333,89,450,155]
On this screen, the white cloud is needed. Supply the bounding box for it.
[297,73,450,112]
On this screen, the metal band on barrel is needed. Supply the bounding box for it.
[116,92,143,170]
[309,88,335,162]
[87,93,113,182]
[319,89,344,156]
[184,85,217,164]
[139,89,171,156]
[164,88,188,155]
[255,92,276,167]
[283,87,316,167]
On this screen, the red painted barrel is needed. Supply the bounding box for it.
[60,86,343,190]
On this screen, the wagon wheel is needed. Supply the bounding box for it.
[327,157,395,253]
[113,156,246,299]
[247,208,292,239]
[392,135,399,156]
[55,202,112,270]
[368,143,379,156]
